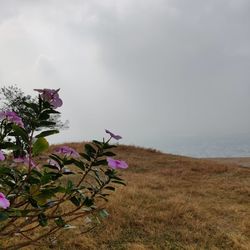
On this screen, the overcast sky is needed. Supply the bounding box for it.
[0,0,249,151]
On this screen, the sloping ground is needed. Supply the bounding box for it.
[205,157,250,168]
[33,144,250,249]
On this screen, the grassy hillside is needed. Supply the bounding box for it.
[24,143,250,249]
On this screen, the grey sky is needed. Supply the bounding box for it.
[0,0,249,150]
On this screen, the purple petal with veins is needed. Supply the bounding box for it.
[107,157,128,169]
[0,150,5,161]
[105,129,122,140]
[14,156,37,169]
[54,146,80,158]
[34,88,63,109]
[0,192,10,209]
[0,111,24,128]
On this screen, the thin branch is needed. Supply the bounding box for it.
[5,212,97,250]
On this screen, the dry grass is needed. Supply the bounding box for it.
[11,143,250,249]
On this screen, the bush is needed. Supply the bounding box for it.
[0,88,127,249]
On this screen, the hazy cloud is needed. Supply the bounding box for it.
[0,0,249,150]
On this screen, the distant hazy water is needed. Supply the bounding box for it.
[154,135,250,158]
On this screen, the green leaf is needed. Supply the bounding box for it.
[70,196,81,207]
[108,173,123,181]
[55,217,66,227]
[23,101,39,113]
[92,140,102,145]
[33,137,49,156]
[29,184,40,195]
[31,169,42,178]
[12,125,29,142]
[45,109,60,114]
[39,111,50,120]
[0,142,20,150]
[39,120,56,127]
[63,159,75,165]
[8,209,32,217]
[99,209,109,219]
[92,140,102,149]
[21,110,36,119]
[28,198,38,208]
[54,186,66,193]
[83,197,93,207]
[34,196,48,206]
[0,166,12,175]
[66,180,74,194]
[111,180,126,186]
[3,180,16,187]
[105,186,116,191]
[42,101,51,109]
[43,164,60,171]
[79,153,91,161]
[85,144,96,157]
[72,159,86,171]
[41,172,62,184]
[102,151,116,157]
[94,176,103,186]
[33,187,63,205]
[38,213,48,227]
[0,212,9,221]
[48,154,63,169]
[27,176,41,185]
[103,144,116,150]
[93,159,107,166]
[97,195,108,202]
[7,209,22,217]
[35,130,59,138]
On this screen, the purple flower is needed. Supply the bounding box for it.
[0,150,5,161]
[0,192,10,209]
[54,146,80,158]
[14,156,37,169]
[105,129,122,140]
[107,157,128,169]
[0,111,24,128]
[34,88,63,108]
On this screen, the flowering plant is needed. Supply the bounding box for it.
[0,88,127,249]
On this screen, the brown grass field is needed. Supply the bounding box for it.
[8,143,250,249]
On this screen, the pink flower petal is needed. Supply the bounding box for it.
[34,88,63,108]
[0,111,24,128]
[105,129,122,140]
[0,150,5,161]
[107,157,128,169]
[55,146,79,158]
[14,156,37,169]
[0,192,10,209]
